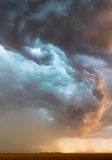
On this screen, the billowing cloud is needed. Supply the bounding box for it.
[0,0,112,152]
[1,0,112,60]
[0,37,112,152]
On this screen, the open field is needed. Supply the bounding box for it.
[0,153,112,160]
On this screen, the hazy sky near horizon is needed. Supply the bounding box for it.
[1,0,112,153]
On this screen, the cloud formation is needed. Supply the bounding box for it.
[0,0,112,152]
[1,0,112,59]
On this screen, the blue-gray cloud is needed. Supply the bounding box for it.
[0,39,112,137]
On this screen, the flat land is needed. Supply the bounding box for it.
[0,153,112,160]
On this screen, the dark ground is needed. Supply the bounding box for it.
[0,153,112,160]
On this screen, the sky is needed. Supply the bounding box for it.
[1,0,112,153]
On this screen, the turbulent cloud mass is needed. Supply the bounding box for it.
[1,0,112,152]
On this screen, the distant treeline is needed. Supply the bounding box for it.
[38,152,62,154]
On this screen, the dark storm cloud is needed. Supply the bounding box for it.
[1,0,112,152]
[1,0,112,62]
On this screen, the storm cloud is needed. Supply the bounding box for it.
[0,0,112,152]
